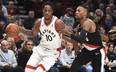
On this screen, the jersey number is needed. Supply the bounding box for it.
[46,35,52,41]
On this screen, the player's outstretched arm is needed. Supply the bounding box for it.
[55,19,72,36]
[56,19,80,54]
[20,26,33,36]
[20,19,40,36]
[70,19,96,43]
[62,35,80,55]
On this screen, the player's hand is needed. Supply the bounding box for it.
[62,27,72,37]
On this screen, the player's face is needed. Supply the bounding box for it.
[75,6,87,19]
[42,5,53,19]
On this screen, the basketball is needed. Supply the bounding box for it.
[5,23,20,38]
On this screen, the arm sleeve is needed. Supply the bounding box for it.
[70,29,88,43]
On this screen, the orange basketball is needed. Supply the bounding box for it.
[5,23,20,38]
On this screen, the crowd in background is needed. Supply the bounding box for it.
[0,0,116,72]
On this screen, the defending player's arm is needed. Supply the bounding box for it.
[70,29,88,43]
[56,19,80,54]
[70,20,94,43]
[20,19,40,36]
[62,35,79,55]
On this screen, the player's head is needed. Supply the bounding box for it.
[75,3,90,19]
[42,1,54,19]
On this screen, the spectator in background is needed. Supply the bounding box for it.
[23,10,36,30]
[108,3,116,24]
[0,40,17,72]
[59,41,75,72]
[99,3,105,13]
[0,0,8,16]
[17,40,34,70]
[4,36,18,57]
[60,7,75,30]
[101,14,114,34]
[99,26,109,42]
[0,21,5,44]
[94,9,104,19]
[107,26,116,46]
[105,6,115,25]
[109,3,115,14]
[93,15,101,30]
[108,33,116,46]
[15,33,27,49]
[0,21,5,35]
[7,1,19,16]
[0,21,5,42]
[27,36,40,46]
[0,10,7,23]
[6,15,14,24]
[105,7,111,15]
[110,26,116,31]
[105,43,116,72]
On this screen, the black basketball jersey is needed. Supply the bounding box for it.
[84,29,103,47]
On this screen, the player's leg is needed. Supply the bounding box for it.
[92,48,106,72]
[35,48,61,72]
[35,56,57,72]
[69,48,90,72]
[25,47,42,72]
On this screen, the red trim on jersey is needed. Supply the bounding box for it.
[26,65,37,70]
[84,43,100,48]
[56,47,61,60]
[38,64,46,71]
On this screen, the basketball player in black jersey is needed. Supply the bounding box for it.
[63,4,106,72]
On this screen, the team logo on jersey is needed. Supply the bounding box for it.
[41,29,56,41]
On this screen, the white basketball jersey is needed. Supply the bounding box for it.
[39,16,62,49]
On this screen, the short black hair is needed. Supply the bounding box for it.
[42,1,54,10]
[80,3,90,12]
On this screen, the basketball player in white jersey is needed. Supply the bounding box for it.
[19,1,72,72]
